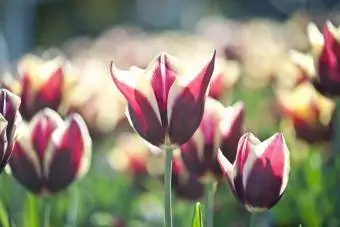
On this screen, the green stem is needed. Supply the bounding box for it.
[164,147,173,227]
[249,212,258,227]
[65,186,79,227]
[42,198,51,227]
[330,99,340,158]
[204,182,216,227]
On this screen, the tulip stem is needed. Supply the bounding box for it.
[249,212,259,227]
[164,147,173,227]
[330,99,340,159]
[204,182,216,227]
[65,186,79,227]
[42,198,51,227]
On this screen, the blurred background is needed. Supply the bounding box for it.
[0,0,340,227]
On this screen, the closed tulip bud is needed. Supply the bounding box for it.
[208,58,240,100]
[16,55,71,119]
[9,108,92,195]
[171,157,204,201]
[277,82,334,143]
[0,89,21,172]
[218,132,290,211]
[307,21,340,96]
[110,51,216,148]
[179,98,244,182]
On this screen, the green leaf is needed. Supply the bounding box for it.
[191,202,203,227]
[0,199,9,227]
[22,193,40,227]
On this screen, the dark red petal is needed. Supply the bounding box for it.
[45,114,88,193]
[0,120,8,172]
[180,139,204,178]
[19,73,33,119]
[151,54,176,128]
[127,90,165,147]
[9,143,43,194]
[232,133,254,204]
[186,51,216,101]
[35,67,63,112]
[0,89,21,142]
[172,174,204,201]
[30,110,60,166]
[244,133,287,209]
[168,91,205,145]
[0,89,21,170]
[169,51,216,145]
[110,62,136,107]
[316,23,340,95]
[220,102,244,163]
[110,62,165,146]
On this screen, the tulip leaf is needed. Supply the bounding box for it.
[191,202,203,227]
[22,193,39,227]
[0,199,9,227]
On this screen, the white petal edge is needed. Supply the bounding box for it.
[133,56,163,126]
[217,149,233,183]
[28,108,64,133]
[219,101,244,138]
[166,51,215,125]
[307,22,324,46]
[43,113,92,180]
[10,121,42,178]
[237,133,261,190]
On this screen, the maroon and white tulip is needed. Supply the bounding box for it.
[9,108,92,195]
[217,132,290,211]
[15,56,71,120]
[110,51,216,148]
[179,98,244,182]
[307,22,340,96]
[0,89,21,172]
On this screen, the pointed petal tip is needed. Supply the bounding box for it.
[233,101,245,114]
[217,149,233,176]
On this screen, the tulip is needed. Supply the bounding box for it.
[171,157,204,201]
[179,98,244,182]
[217,132,290,211]
[0,89,21,172]
[6,55,77,120]
[110,51,216,148]
[207,58,240,100]
[277,82,334,143]
[306,21,340,96]
[9,108,92,195]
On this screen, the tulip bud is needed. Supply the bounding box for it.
[9,108,92,195]
[179,98,244,182]
[171,157,204,201]
[306,22,340,96]
[277,82,334,143]
[0,89,21,172]
[208,58,240,100]
[110,51,216,148]
[218,132,290,211]
[15,55,77,120]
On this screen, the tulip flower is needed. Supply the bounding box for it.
[171,157,204,201]
[179,98,244,182]
[9,108,92,195]
[0,89,21,172]
[110,51,216,148]
[277,82,334,143]
[207,58,240,100]
[306,21,340,96]
[218,132,290,211]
